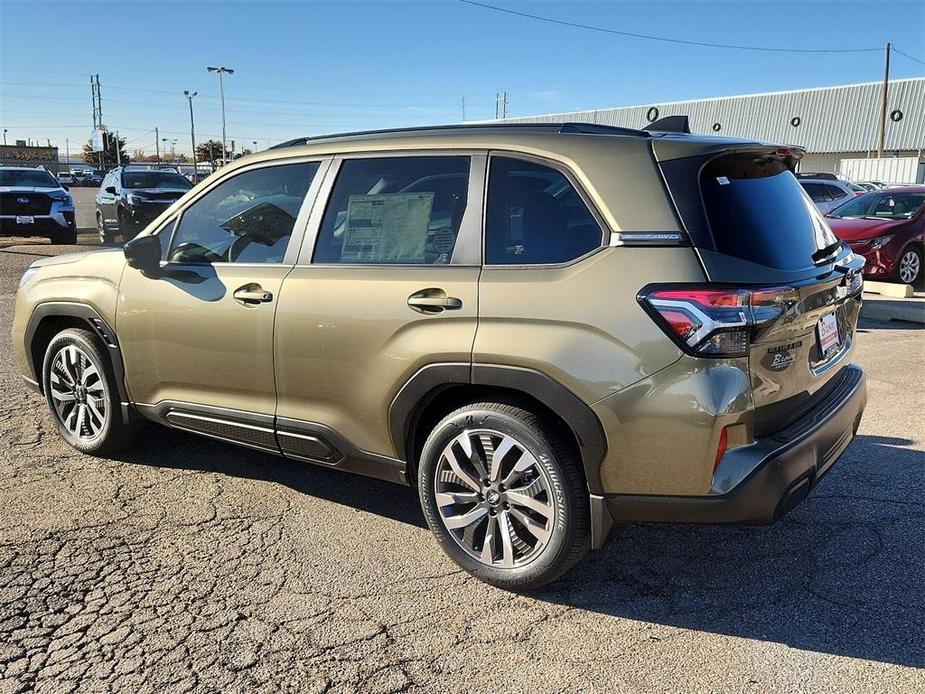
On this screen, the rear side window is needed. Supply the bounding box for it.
[825,184,849,200]
[701,155,838,270]
[485,157,602,265]
[801,182,827,202]
[314,156,469,265]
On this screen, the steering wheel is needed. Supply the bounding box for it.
[169,242,224,264]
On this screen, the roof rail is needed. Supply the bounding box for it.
[270,121,649,149]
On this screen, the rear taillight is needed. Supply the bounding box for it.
[714,426,729,470]
[639,285,799,357]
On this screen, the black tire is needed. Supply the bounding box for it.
[418,401,590,591]
[97,211,114,246]
[48,225,77,245]
[895,244,923,287]
[42,328,140,456]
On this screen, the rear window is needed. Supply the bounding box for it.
[122,171,192,190]
[701,155,838,270]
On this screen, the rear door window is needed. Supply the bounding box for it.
[313,156,469,265]
[700,155,838,270]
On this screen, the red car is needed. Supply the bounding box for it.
[826,186,925,285]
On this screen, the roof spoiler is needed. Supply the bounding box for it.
[644,115,691,134]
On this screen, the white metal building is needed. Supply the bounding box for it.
[499,78,925,175]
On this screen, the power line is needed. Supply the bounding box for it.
[892,46,925,66]
[459,0,885,54]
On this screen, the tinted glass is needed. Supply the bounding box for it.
[800,182,826,202]
[122,171,192,190]
[826,184,849,199]
[702,155,838,270]
[314,156,469,264]
[828,192,925,220]
[168,162,318,264]
[485,157,602,265]
[0,169,59,188]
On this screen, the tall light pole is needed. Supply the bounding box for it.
[206,66,233,166]
[184,90,198,176]
[2,129,7,145]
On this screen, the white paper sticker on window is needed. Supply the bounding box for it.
[342,192,434,263]
[717,176,730,185]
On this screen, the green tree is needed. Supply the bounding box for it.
[82,128,129,169]
[196,140,230,169]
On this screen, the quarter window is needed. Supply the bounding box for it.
[167,162,318,264]
[485,157,603,265]
[313,156,470,265]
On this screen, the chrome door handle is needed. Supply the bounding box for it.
[233,286,273,304]
[408,289,462,314]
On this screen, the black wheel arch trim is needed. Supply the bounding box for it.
[389,362,608,494]
[25,302,134,422]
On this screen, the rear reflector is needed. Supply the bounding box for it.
[639,284,800,357]
[714,426,729,470]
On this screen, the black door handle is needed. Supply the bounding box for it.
[408,288,462,314]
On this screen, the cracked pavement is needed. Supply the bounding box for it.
[0,239,923,693]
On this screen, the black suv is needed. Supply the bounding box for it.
[0,166,77,243]
[95,166,192,244]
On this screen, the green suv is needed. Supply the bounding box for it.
[12,122,867,589]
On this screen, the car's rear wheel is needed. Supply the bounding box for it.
[42,328,140,455]
[418,401,590,591]
[897,245,922,286]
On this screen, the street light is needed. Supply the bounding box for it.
[2,129,6,146]
[184,90,198,178]
[206,66,234,166]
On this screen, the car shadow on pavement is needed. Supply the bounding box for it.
[118,428,922,667]
[121,424,427,529]
[535,433,925,668]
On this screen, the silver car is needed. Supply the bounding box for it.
[799,178,864,213]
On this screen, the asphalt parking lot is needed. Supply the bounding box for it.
[0,237,922,693]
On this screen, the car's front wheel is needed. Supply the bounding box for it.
[896,245,922,286]
[48,225,77,245]
[418,401,590,591]
[97,211,114,245]
[42,328,140,455]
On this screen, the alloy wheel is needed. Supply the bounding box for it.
[49,345,107,440]
[898,250,920,284]
[434,429,557,569]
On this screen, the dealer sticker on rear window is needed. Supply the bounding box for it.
[716,176,730,185]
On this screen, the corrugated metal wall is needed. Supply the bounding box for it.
[501,79,925,154]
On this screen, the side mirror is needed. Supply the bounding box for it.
[105,185,116,195]
[124,234,161,275]
[61,185,69,191]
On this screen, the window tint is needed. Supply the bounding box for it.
[167,162,318,264]
[314,156,469,264]
[485,157,602,265]
[701,156,837,271]
[800,182,826,202]
[122,171,192,190]
[826,184,849,200]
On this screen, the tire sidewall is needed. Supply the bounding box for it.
[897,245,922,285]
[418,407,579,589]
[42,330,118,454]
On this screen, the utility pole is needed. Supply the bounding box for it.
[184,91,197,177]
[877,42,891,158]
[2,129,6,145]
[207,66,234,166]
[155,126,160,163]
[495,91,508,120]
[65,138,69,164]
[115,130,121,166]
[91,74,104,172]
[461,97,466,122]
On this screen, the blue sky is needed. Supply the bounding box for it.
[1,0,923,158]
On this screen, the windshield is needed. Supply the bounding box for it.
[700,154,838,270]
[122,171,192,190]
[827,192,925,220]
[0,169,60,188]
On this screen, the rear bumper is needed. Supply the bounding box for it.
[591,364,866,545]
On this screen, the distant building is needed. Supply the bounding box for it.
[0,144,60,173]
[498,78,925,175]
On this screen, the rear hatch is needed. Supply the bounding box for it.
[652,138,865,434]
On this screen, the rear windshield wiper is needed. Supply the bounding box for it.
[812,241,841,263]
